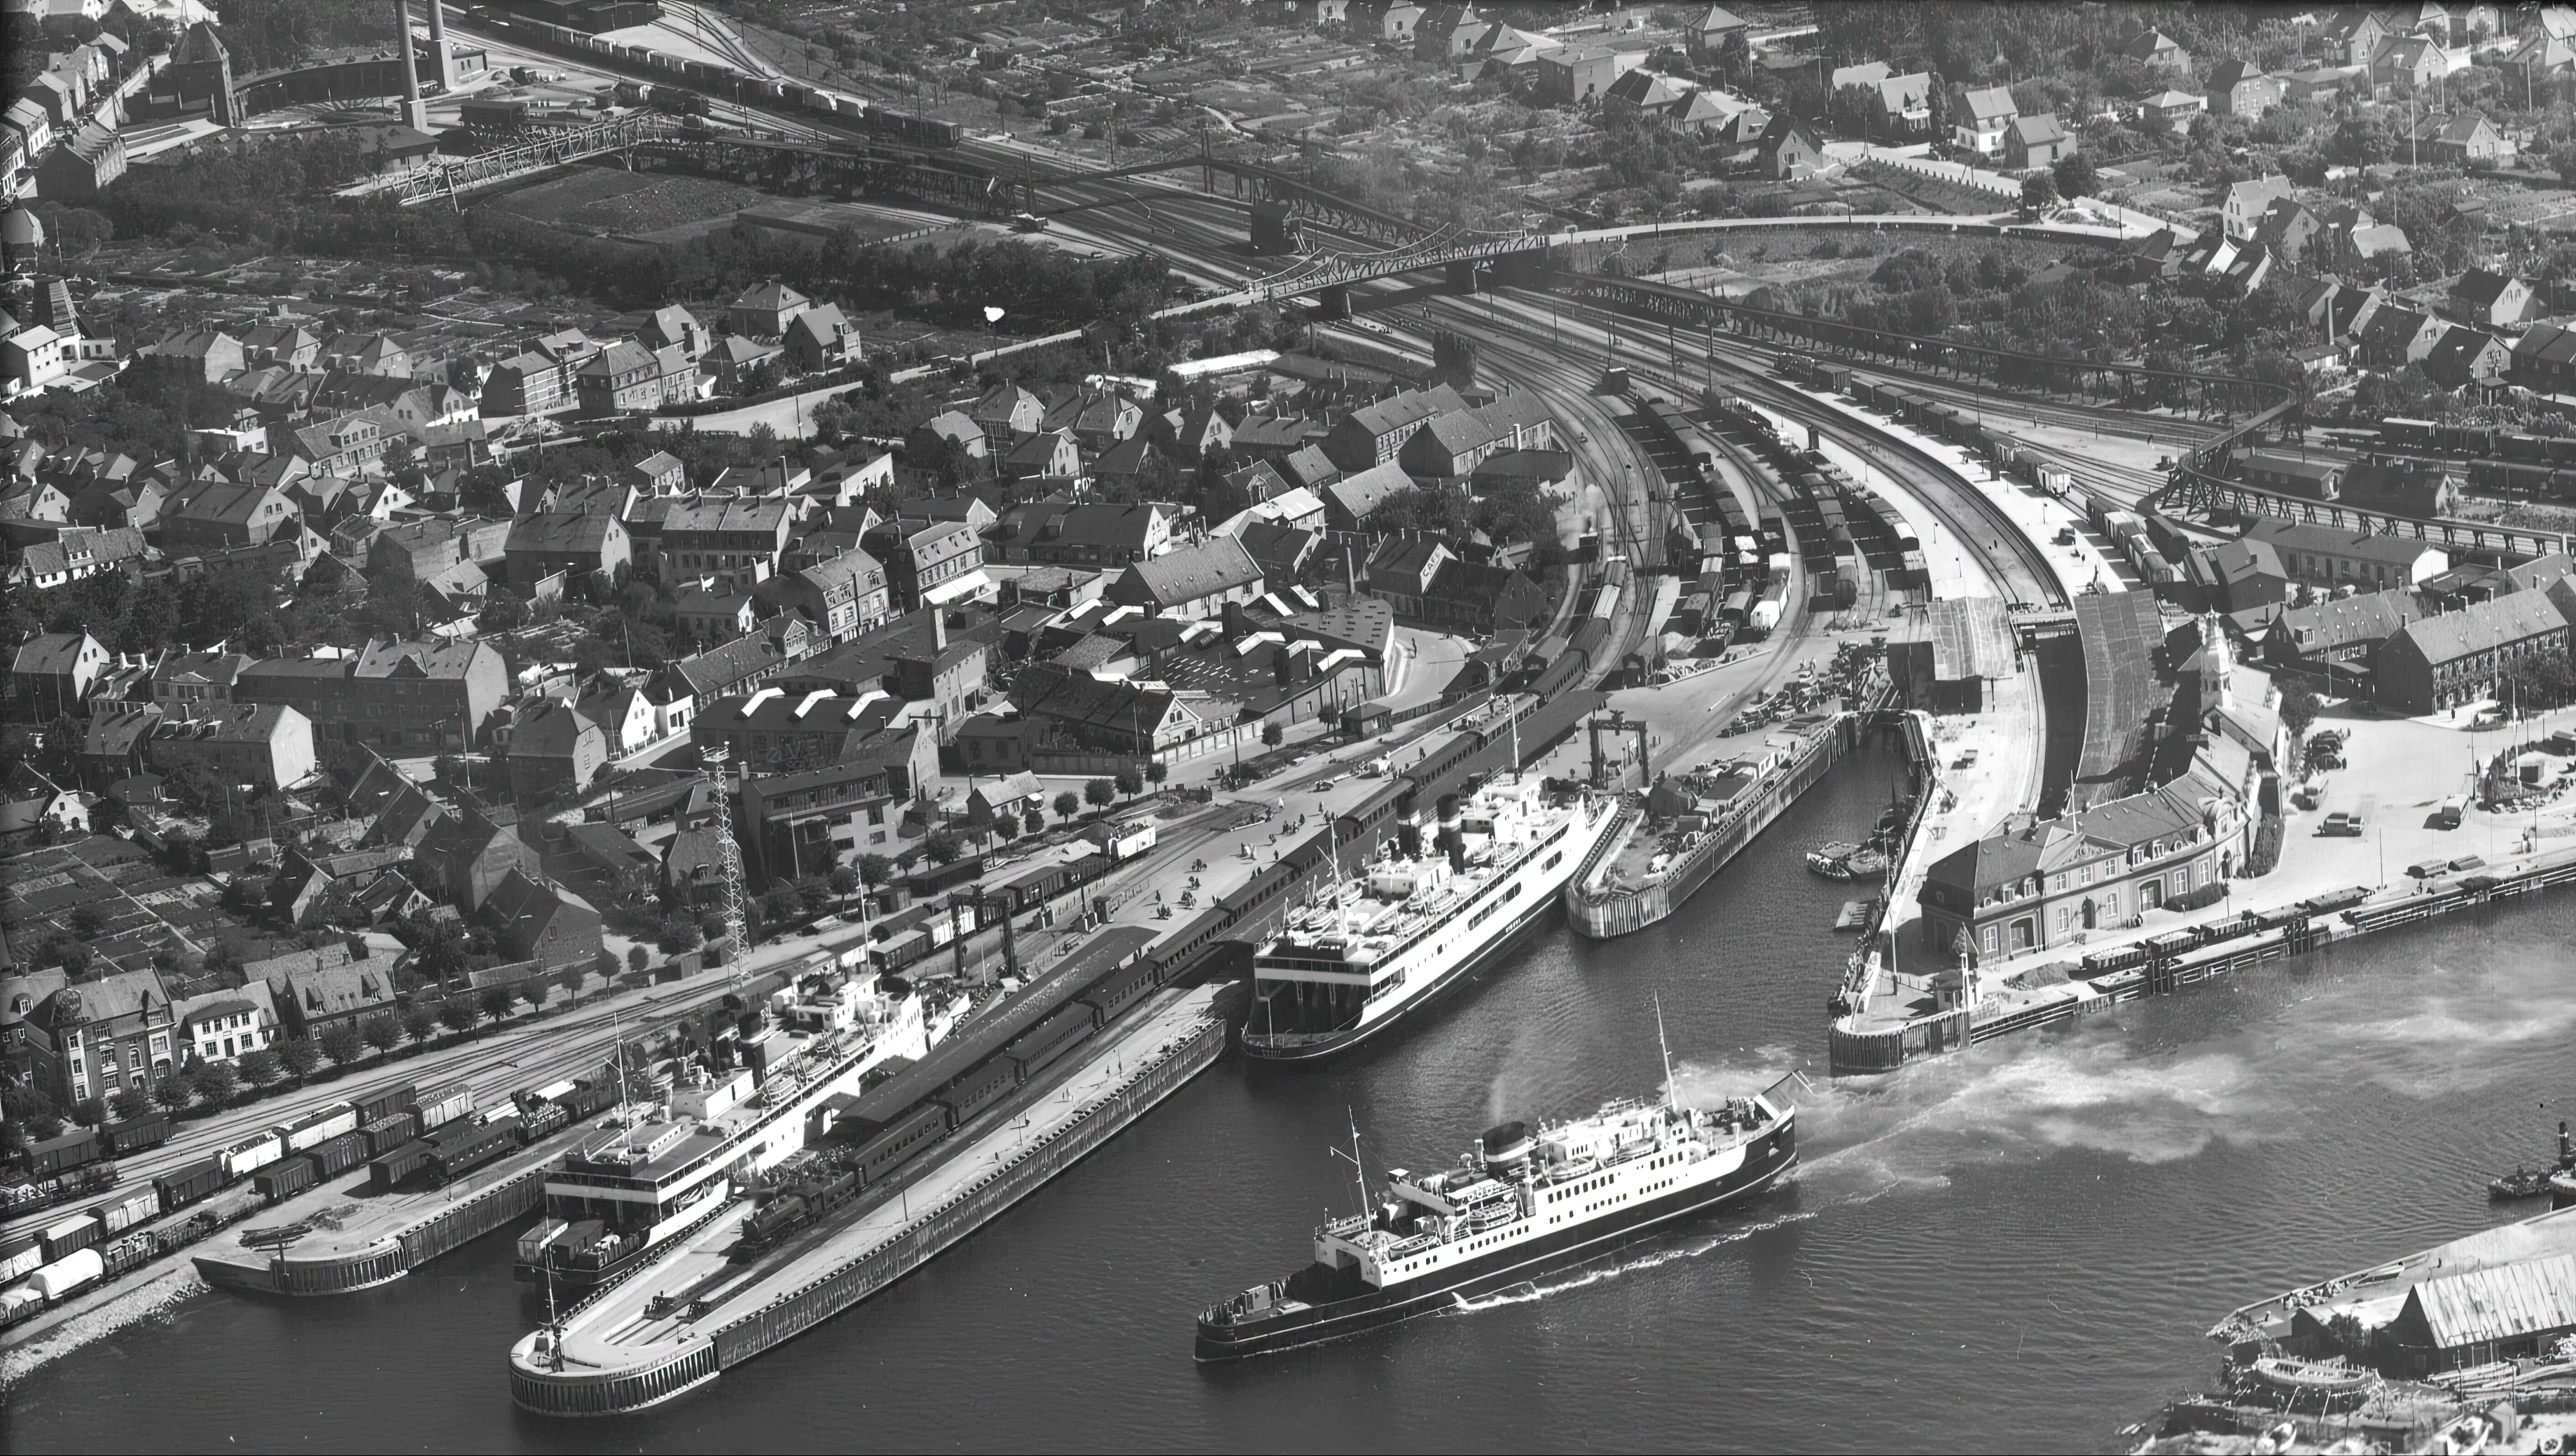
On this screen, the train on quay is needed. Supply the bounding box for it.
[0,1075,540,1329]
[462,8,967,148]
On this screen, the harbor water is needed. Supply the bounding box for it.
[7,740,2570,1453]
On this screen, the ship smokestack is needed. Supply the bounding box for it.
[424,0,453,90]
[394,0,427,132]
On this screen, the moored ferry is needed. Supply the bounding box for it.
[513,971,952,1294]
[1240,773,1619,1062]
[1197,1069,1799,1361]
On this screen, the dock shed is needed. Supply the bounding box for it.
[2380,1252,2576,1375]
[1887,598,2014,712]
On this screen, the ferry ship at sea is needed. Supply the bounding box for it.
[513,970,955,1293]
[1239,772,1619,1062]
[1196,1069,1799,1361]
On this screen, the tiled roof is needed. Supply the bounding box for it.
[1125,535,1262,610]
[2393,591,2574,667]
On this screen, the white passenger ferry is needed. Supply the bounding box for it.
[1240,774,1619,1061]
[1198,1061,1799,1359]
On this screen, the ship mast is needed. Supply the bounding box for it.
[1329,1106,1371,1217]
[1653,994,1676,1109]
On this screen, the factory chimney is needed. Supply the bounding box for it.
[424,0,454,92]
[394,0,428,132]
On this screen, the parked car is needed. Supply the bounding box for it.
[2318,812,2363,836]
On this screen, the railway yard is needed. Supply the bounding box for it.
[10,4,2576,1442]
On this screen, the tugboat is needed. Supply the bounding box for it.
[1805,842,1861,879]
[2491,1120,2576,1202]
[1198,1020,1798,1361]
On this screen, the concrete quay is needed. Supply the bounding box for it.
[507,983,1230,1416]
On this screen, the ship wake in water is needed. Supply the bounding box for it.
[1443,1208,1822,1315]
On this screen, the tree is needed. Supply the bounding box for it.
[69,906,104,939]
[69,1095,106,1127]
[555,966,584,1005]
[1115,768,1144,798]
[1146,761,1168,785]
[1084,777,1115,810]
[2051,151,2099,202]
[658,916,703,954]
[109,1088,155,1123]
[829,863,861,897]
[1261,722,1285,748]
[628,943,651,972]
[479,985,515,1025]
[2018,172,2058,216]
[198,1061,244,1105]
[277,1038,323,1081]
[153,1071,195,1114]
[319,1025,365,1067]
[237,1046,284,1088]
[402,1007,437,1045]
[361,1016,403,1054]
[520,976,552,1015]
[761,883,803,923]
[1053,791,1081,819]
[924,829,964,865]
[1023,805,1046,833]
[2279,680,2322,740]
[439,997,479,1036]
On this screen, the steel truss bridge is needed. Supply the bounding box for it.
[343,113,684,207]
[346,116,1039,216]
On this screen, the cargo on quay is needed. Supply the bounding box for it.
[507,982,1233,1417]
[1564,708,1855,940]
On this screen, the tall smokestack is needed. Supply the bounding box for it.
[424,0,453,90]
[394,0,427,132]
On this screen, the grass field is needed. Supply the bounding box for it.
[488,169,770,236]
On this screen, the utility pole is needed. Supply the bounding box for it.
[700,743,749,955]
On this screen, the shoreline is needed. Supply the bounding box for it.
[0,1266,207,1391]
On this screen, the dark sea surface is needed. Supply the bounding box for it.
[8,742,2570,1454]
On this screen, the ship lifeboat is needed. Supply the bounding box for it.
[2248,1355,2374,1396]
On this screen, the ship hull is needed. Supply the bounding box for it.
[1239,861,1565,1065]
[1196,1125,1796,1361]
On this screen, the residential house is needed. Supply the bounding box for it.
[1323,460,1419,530]
[160,479,298,553]
[174,983,279,1067]
[2124,29,2189,69]
[1954,85,2015,156]
[2140,88,2207,132]
[2448,269,2535,327]
[2208,60,2284,116]
[502,511,631,588]
[2372,32,2449,93]
[726,280,810,338]
[506,698,607,799]
[2511,320,2576,394]
[2358,305,2444,368]
[148,702,317,793]
[2423,327,2512,391]
[763,547,892,641]
[1324,389,1441,470]
[1685,4,1746,57]
[2,969,175,1103]
[7,525,148,590]
[1757,112,1827,179]
[639,303,710,361]
[11,630,109,717]
[265,950,399,1041]
[2007,113,2073,169]
[478,868,602,975]
[2256,198,2325,267]
[137,326,245,384]
[1107,535,1266,618]
[1874,72,1933,138]
[864,518,987,611]
[1533,44,1616,106]
[575,340,692,415]
[2262,590,2425,686]
[234,637,508,752]
[1003,427,1082,481]
[414,799,543,912]
[2423,109,2513,165]
[968,383,1046,442]
[782,305,859,372]
[661,494,794,584]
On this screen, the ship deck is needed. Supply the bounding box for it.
[518,983,1229,1380]
[1583,714,1845,896]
